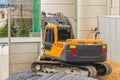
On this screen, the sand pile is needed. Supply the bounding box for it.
[100,59,120,80]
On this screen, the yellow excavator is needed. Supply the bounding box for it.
[31,12,112,77]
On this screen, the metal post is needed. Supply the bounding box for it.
[32,0,41,32]
[74,0,78,38]
[119,0,120,15]
[35,0,43,61]
[20,4,23,18]
[8,4,11,76]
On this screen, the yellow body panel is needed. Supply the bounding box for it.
[66,39,103,44]
[44,42,65,58]
[44,24,65,58]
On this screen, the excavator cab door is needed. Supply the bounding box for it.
[44,28,54,51]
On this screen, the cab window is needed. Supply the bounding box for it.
[58,28,71,41]
[45,28,54,43]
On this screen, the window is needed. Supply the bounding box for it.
[58,28,71,41]
[45,28,54,43]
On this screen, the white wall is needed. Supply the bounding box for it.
[111,0,120,15]
[0,54,9,80]
[41,0,112,39]
[0,44,9,80]
[41,0,74,28]
[0,44,8,54]
[99,16,120,62]
[78,0,111,39]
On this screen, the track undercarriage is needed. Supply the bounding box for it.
[31,60,112,78]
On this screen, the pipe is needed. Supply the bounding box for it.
[74,0,78,38]
[8,4,11,77]
[32,0,41,32]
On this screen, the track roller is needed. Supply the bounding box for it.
[31,62,42,73]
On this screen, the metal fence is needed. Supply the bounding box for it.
[9,37,40,75]
[0,37,40,75]
[8,0,32,31]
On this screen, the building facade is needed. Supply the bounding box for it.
[7,0,32,31]
[0,4,7,28]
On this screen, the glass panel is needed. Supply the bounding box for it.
[58,28,71,41]
[45,28,54,43]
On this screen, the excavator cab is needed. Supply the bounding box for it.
[44,26,71,50]
[43,24,73,58]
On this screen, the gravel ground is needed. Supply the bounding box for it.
[7,69,99,80]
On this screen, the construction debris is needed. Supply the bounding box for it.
[7,69,98,80]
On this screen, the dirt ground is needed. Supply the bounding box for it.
[100,59,120,80]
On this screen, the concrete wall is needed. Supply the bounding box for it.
[111,0,120,15]
[0,38,40,76]
[0,38,41,77]
[9,40,40,75]
[0,54,9,80]
[41,0,74,27]
[78,0,111,39]
[9,0,32,18]
[0,44,9,80]
[0,44,8,54]
[41,0,112,39]
[99,16,120,62]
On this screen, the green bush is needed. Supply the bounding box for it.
[0,20,17,37]
[0,19,30,37]
[17,18,29,37]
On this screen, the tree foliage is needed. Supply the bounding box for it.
[0,20,17,37]
[0,19,30,37]
[17,18,29,37]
